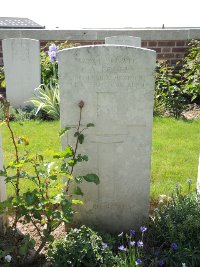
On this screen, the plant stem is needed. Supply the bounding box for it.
[65,107,82,193]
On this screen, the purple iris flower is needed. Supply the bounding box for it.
[48,51,58,62]
[49,44,58,53]
[102,242,108,249]
[171,243,178,250]
[137,240,143,247]
[48,44,58,62]
[118,245,126,251]
[135,259,142,265]
[140,226,147,232]
[130,229,135,236]
[130,241,135,246]
[158,259,165,266]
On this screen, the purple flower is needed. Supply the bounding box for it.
[49,44,58,53]
[130,241,135,246]
[159,259,165,266]
[118,245,126,251]
[130,229,135,236]
[171,243,178,250]
[48,51,58,62]
[140,226,147,232]
[102,242,108,249]
[48,44,58,62]
[137,240,143,247]
[135,259,142,265]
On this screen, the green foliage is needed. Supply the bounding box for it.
[0,66,6,88]
[180,39,200,102]
[155,39,200,118]
[148,182,200,266]
[40,41,74,86]
[49,225,119,267]
[0,97,100,266]
[29,81,60,120]
[116,229,147,267]
[31,42,76,120]
[0,105,37,121]
[154,61,186,118]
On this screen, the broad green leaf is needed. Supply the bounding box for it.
[59,127,71,137]
[75,176,84,184]
[72,199,83,205]
[66,174,73,179]
[86,123,95,127]
[28,239,36,248]
[19,245,27,255]
[84,174,100,185]
[82,155,88,161]
[78,134,84,144]
[73,186,83,196]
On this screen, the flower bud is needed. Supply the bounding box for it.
[78,100,84,109]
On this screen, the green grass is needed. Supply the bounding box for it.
[1,120,61,195]
[1,118,200,200]
[151,117,200,199]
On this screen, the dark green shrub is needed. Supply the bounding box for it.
[49,225,119,267]
[148,182,200,266]
[0,66,5,88]
[180,39,200,103]
[0,105,37,121]
[154,61,186,118]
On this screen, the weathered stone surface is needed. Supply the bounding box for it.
[2,38,40,108]
[59,45,156,232]
[105,36,141,47]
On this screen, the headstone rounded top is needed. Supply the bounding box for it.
[105,36,141,47]
[2,38,39,43]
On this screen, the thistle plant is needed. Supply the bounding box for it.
[0,96,99,266]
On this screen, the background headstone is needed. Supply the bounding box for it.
[59,45,156,232]
[0,129,7,234]
[105,36,141,47]
[2,38,40,108]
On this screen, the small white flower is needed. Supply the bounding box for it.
[5,255,12,263]
[182,263,186,267]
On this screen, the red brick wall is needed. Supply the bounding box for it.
[0,39,190,67]
[142,40,189,66]
[0,38,190,95]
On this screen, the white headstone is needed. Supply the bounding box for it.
[197,154,200,194]
[59,45,156,232]
[105,36,141,47]
[2,38,40,108]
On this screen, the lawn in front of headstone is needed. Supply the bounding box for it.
[1,117,200,199]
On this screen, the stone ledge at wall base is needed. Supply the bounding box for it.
[0,28,200,41]
[105,36,141,47]
[2,38,41,108]
[59,45,156,233]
